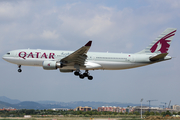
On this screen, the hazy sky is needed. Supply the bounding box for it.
[0,0,180,107]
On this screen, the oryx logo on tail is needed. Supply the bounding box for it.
[137,28,177,54]
[150,30,176,53]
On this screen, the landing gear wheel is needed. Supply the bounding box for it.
[88,76,93,80]
[83,73,88,77]
[18,69,22,72]
[79,74,84,79]
[74,71,80,76]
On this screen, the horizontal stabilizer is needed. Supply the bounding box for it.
[149,53,168,61]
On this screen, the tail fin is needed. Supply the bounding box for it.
[137,28,177,54]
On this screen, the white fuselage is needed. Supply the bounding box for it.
[2,28,176,80]
[2,49,167,71]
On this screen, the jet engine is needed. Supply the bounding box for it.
[42,61,61,70]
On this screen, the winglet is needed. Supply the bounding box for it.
[85,41,92,46]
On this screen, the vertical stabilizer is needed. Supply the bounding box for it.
[137,28,177,54]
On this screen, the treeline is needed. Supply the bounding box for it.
[144,111,180,116]
[0,109,180,117]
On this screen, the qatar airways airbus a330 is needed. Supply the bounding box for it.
[2,28,177,80]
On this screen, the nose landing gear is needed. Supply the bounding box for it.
[18,65,22,73]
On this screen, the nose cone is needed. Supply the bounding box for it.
[2,54,7,61]
[2,55,5,59]
[2,52,11,62]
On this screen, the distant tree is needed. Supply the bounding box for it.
[150,112,155,115]
[114,112,118,115]
[161,112,166,116]
[165,111,171,116]
[155,112,160,115]
[128,112,133,115]
[102,111,106,115]
[82,111,86,115]
[134,111,140,115]
[86,111,92,116]
[125,112,128,115]
[76,111,80,115]
[97,111,101,115]
[79,110,83,114]
[145,111,150,116]
[85,114,90,117]
[172,112,177,115]
[119,112,124,115]
[92,111,98,115]
[107,111,112,115]
[178,112,180,115]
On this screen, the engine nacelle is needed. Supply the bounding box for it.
[60,69,73,73]
[42,61,60,70]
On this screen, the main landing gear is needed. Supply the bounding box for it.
[18,65,22,73]
[74,70,93,80]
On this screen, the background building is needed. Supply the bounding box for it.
[0,107,16,111]
[98,106,126,113]
[133,106,180,114]
[173,105,180,111]
[74,106,92,111]
[51,108,69,111]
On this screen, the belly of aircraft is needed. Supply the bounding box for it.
[5,57,150,70]
[93,61,149,70]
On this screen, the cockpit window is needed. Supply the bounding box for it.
[7,53,10,55]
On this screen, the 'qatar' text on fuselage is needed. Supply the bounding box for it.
[19,52,55,59]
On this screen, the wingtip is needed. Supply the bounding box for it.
[85,41,92,46]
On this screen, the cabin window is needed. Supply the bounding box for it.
[7,53,10,55]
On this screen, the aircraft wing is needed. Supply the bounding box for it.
[60,41,92,67]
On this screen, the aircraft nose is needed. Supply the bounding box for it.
[2,54,6,60]
[2,53,9,61]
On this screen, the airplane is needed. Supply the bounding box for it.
[2,28,177,80]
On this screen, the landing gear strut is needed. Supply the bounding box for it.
[18,65,22,73]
